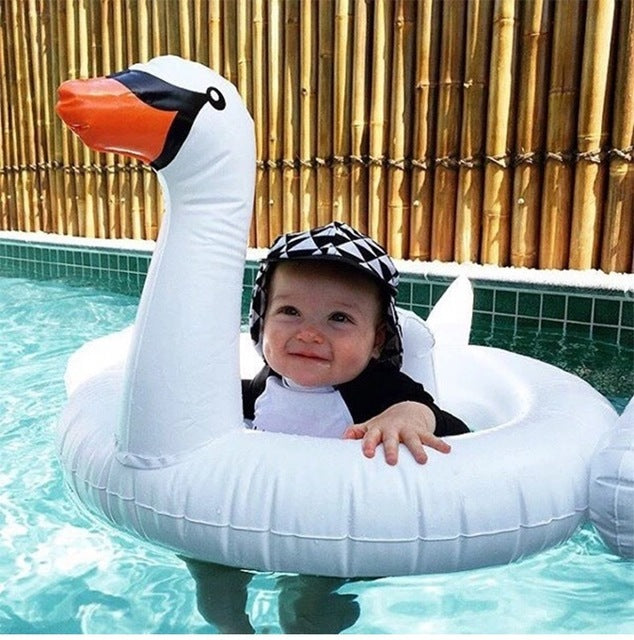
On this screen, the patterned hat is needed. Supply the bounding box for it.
[249,221,403,369]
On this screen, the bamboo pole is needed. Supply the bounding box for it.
[27,0,49,233]
[349,0,369,234]
[10,0,37,232]
[124,0,144,241]
[299,0,318,231]
[208,0,222,71]
[165,0,180,57]
[251,0,268,246]
[193,0,209,64]
[386,0,415,258]
[282,0,300,232]
[236,0,252,121]
[56,0,77,236]
[481,0,517,265]
[7,0,24,231]
[569,0,616,269]
[178,0,192,60]
[0,0,12,231]
[368,0,392,246]
[137,0,156,240]
[44,0,61,235]
[223,0,238,87]
[235,0,255,246]
[111,0,133,239]
[332,0,352,226]
[455,0,493,263]
[510,0,551,267]
[267,0,284,241]
[48,0,66,236]
[539,0,583,269]
[85,0,109,240]
[150,1,167,60]
[150,0,167,238]
[316,0,334,227]
[76,0,99,239]
[409,0,440,260]
[601,0,634,273]
[431,0,465,261]
[100,0,117,238]
[68,0,88,237]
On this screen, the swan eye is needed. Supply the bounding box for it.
[206,86,226,110]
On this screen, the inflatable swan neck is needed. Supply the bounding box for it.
[55,58,256,467]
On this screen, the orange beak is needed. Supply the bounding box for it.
[56,77,178,164]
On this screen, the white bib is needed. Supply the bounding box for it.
[253,376,353,438]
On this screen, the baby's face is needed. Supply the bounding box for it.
[262,262,385,387]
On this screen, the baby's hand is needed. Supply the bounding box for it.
[342,401,451,465]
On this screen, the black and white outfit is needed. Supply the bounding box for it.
[243,221,470,437]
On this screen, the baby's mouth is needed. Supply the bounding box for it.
[289,350,330,362]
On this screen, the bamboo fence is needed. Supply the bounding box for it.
[0,0,632,273]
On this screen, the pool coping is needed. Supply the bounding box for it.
[1,231,633,349]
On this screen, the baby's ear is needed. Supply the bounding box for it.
[372,323,387,358]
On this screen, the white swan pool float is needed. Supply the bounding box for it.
[56,56,627,577]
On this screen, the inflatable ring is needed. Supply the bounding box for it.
[56,56,619,577]
[590,396,634,558]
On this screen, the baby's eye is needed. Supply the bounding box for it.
[277,305,299,316]
[330,311,353,324]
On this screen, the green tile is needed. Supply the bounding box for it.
[431,283,448,305]
[622,300,633,329]
[411,303,431,319]
[516,316,540,332]
[397,281,412,305]
[474,287,494,312]
[620,328,633,349]
[473,310,494,333]
[518,292,541,318]
[495,289,517,315]
[243,265,256,286]
[492,313,515,330]
[541,319,565,334]
[592,325,619,345]
[593,298,620,326]
[567,295,592,323]
[542,293,566,320]
[411,281,430,306]
[566,321,592,339]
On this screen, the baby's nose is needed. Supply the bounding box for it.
[296,325,324,343]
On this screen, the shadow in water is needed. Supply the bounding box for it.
[182,557,362,634]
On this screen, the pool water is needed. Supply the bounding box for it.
[1,275,632,634]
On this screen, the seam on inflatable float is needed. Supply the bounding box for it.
[70,471,586,543]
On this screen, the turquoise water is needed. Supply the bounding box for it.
[1,275,632,634]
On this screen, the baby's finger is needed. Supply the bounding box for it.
[361,427,383,459]
[422,433,452,454]
[402,432,429,465]
[381,436,400,466]
[342,425,366,440]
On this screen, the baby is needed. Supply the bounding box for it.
[242,221,469,464]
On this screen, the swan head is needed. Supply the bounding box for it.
[56,55,250,171]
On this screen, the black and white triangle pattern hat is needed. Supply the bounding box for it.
[249,221,404,369]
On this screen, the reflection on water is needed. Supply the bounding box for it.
[472,323,633,409]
